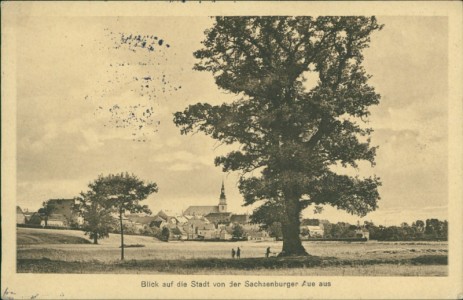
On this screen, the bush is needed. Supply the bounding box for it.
[161,227,170,242]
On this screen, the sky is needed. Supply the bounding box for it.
[15,16,448,226]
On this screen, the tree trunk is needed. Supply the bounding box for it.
[93,235,98,245]
[119,208,124,260]
[279,197,308,257]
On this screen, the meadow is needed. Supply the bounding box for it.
[17,228,448,276]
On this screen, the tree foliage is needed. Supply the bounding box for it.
[232,224,245,239]
[366,219,448,241]
[267,222,283,240]
[74,193,116,244]
[79,173,158,259]
[161,226,170,242]
[174,16,383,256]
[87,173,157,214]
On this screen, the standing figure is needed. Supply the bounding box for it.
[231,248,236,259]
[237,247,241,259]
[266,247,271,258]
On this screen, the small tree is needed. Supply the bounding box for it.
[38,200,56,227]
[84,173,158,260]
[232,224,245,239]
[74,193,115,244]
[161,226,170,242]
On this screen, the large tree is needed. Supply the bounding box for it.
[174,17,383,256]
[83,173,158,259]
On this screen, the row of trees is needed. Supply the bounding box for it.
[365,219,448,241]
[263,219,448,241]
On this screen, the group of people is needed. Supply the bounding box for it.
[231,247,241,259]
[230,247,273,258]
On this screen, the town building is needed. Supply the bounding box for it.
[219,227,233,240]
[246,230,275,241]
[300,219,325,238]
[355,227,370,240]
[196,223,218,240]
[46,199,83,226]
[184,181,228,216]
[306,225,324,238]
[230,214,250,225]
[16,206,26,224]
[46,214,69,227]
[23,211,34,223]
[204,212,232,224]
[28,213,44,226]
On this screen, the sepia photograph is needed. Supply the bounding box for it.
[2,1,462,299]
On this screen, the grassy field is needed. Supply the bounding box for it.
[17,228,448,276]
[17,229,92,245]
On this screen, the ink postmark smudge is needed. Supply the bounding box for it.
[84,28,183,142]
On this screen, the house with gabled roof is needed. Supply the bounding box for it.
[46,213,69,227]
[182,222,197,240]
[355,227,370,240]
[28,212,44,226]
[46,198,84,226]
[301,219,325,238]
[126,214,157,225]
[23,211,34,223]
[230,214,250,225]
[197,223,218,240]
[306,225,324,238]
[181,216,219,240]
[246,229,274,241]
[205,212,232,224]
[219,227,233,240]
[184,205,220,216]
[150,215,168,228]
[17,206,26,224]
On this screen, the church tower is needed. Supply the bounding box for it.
[218,180,227,212]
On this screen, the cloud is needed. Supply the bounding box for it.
[19,117,105,155]
[17,179,90,211]
[78,129,104,152]
[165,137,181,147]
[167,163,199,172]
[150,150,215,171]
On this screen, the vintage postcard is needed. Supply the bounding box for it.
[2,1,462,299]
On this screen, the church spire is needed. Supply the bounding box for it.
[218,180,227,212]
[219,180,226,204]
